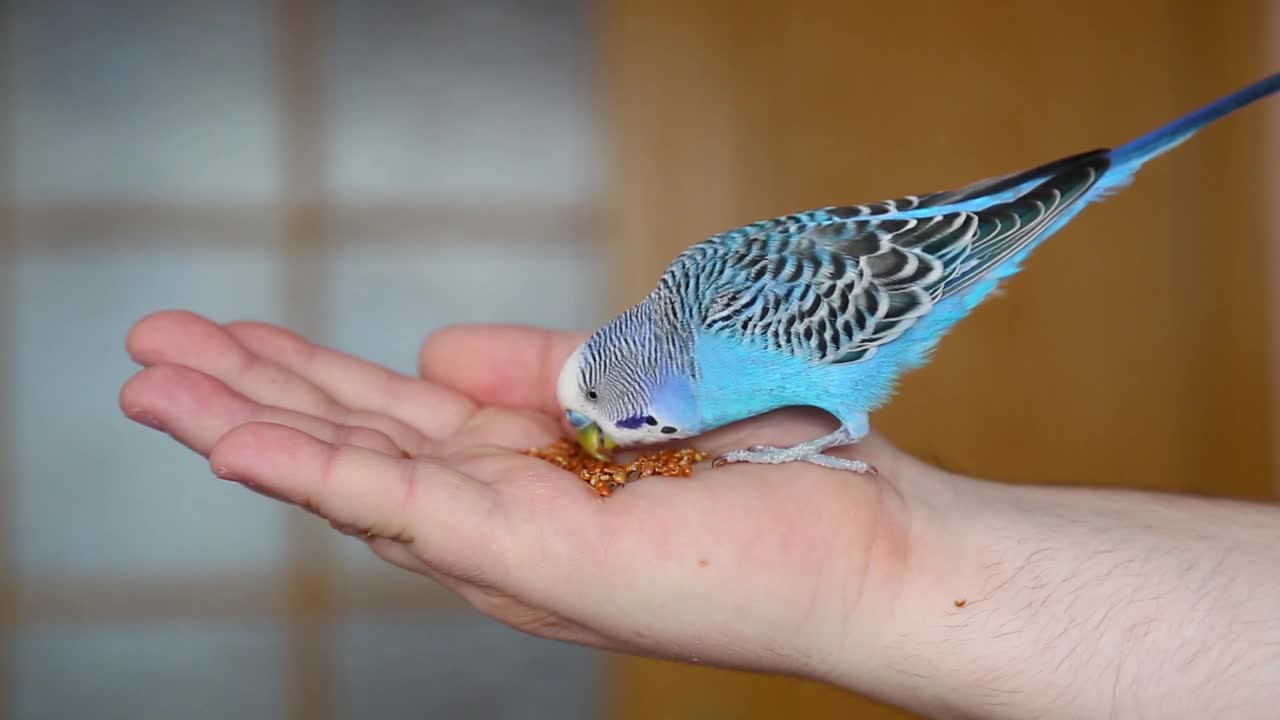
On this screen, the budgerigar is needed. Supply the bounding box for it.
[557,73,1280,475]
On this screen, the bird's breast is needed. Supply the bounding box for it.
[689,331,896,432]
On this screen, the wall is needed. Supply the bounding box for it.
[595,1,1278,718]
[0,1,607,717]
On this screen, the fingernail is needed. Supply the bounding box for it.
[212,465,237,481]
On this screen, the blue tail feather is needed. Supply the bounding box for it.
[1111,72,1280,168]
[889,73,1280,376]
[883,73,1279,221]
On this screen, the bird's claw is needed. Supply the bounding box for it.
[712,445,877,475]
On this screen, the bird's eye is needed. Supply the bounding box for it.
[660,425,678,435]
[644,416,658,426]
[586,389,598,400]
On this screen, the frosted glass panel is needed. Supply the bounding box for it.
[10,622,282,720]
[329,0,597,203]
[328,241,604,375]
[9,242,288,580]
[5,0,277,202]
[328,238,603,566]
[335,617,601,719]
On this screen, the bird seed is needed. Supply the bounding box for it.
[526,439,710,496]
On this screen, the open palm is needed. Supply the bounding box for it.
[120,310,916,680]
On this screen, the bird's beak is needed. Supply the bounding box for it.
[566,411,617,461]
[575,421,617,461]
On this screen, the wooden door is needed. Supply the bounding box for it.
[594,1,1277,718]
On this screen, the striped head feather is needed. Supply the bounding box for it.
[556,297,701,448]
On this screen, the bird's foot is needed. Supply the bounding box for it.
[712,444,877,475]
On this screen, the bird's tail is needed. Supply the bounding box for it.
[1110,72,1280,170]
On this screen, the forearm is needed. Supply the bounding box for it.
[837,466,1280,719]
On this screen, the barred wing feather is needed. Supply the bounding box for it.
[675,150,1111,365]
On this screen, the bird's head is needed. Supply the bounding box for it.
[556,309,698,460]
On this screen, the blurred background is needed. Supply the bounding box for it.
[0,1,1276,719]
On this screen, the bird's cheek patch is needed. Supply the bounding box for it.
[650,374,698,429]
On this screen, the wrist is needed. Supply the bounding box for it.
[827,465,1280,720]
[820,466,1110,717]
[862,475,1100,719]
[809,454,994,715]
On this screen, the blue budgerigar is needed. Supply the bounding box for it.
[557,73,1280,475]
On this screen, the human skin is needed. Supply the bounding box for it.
[118,310,1280,720]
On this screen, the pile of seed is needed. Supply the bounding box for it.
[526,439,709,496]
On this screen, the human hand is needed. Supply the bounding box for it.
[118,310,931,684]
[120,311,1280,720]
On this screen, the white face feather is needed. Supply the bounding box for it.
[555,346,588,417]
[556,343,695,448]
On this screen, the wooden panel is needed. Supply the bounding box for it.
[6,202,596,252]
[4,573,466,624]
[0,218,11,716]
[0,0,15,709]
[596,1,1276,718]
[274,1,335,719]
[1163,2,1277,499]
[1266,0,1280,496]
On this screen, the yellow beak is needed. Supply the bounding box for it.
[575,421,618,461]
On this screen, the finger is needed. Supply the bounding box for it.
[127,311,425,453]
[418,324,584,416]
[433,407,563,462]
[128,310,332,409]
[120,364,404,457]
[226,320,476,440]
[209,422,502,582]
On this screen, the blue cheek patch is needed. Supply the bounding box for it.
[651,373,696,425]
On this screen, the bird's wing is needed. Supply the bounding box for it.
[682,149,1111,364]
